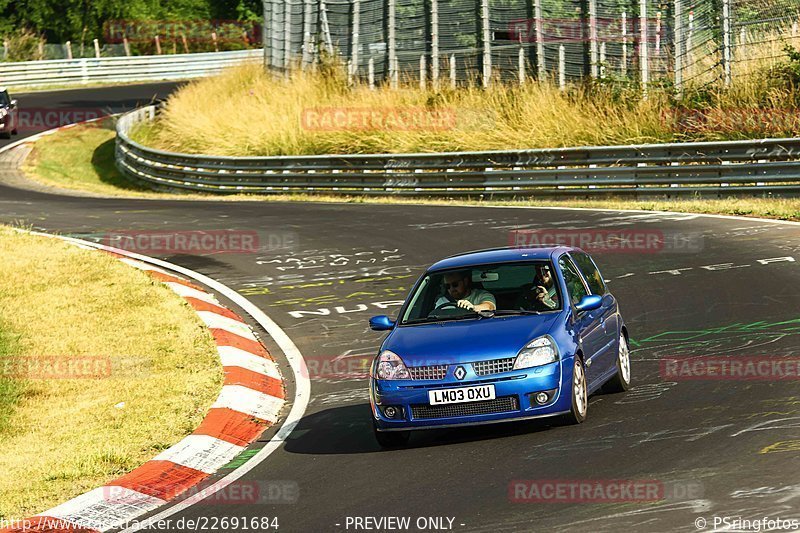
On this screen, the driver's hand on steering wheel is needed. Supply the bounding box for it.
[456,299,474,310]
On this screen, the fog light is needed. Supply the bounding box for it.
[381,406,404,419]
[529,389,556,406]
[535,392,549,404]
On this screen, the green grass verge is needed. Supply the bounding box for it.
[0,227,222,519]
[21,120,800,222]
[0,324,24,435]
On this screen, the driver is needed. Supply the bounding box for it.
[435,270,496,312]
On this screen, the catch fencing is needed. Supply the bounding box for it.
[262,0,800,93]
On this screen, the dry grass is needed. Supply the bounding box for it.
[0,227,222,519]
[133,63,676,156]
[133,33,800,157]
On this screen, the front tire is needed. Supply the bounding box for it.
[373,420,410,448]
[604,334,631,393]
[562,357,588,424]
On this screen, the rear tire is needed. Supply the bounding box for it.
[604,334,631,393]
[562,357,588,425]
[373,420,410,448]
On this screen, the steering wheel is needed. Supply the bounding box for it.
[433,302,459,311]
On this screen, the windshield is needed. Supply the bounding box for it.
[400,261,562,325]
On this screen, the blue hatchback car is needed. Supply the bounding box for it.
[368,246,631,447]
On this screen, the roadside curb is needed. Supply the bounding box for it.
[0,242,289,533]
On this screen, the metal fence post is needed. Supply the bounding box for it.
[319,0,334,56]
[65,41,73,60]
[655,11,661,54]
[450,53,457,88]
[302,0,313,68]
[271,0,282,68]
[351,0,360,81]
[640,0,649,96]
[534,0,545,80]
[263,0,272,69]
[722,0,732,86]
[674,0,683,97]
[431,0,440,89]
[94,38,101,58]
[481,0,491,88]
[420,54,427,89]
[284,0,292,72]
[559,44,565,90]
[599,42,606,78]
[369,57,375,88]
[739,27,746,61]
[589,0,598,78]
[389,0,397,87]
[519,46,526,84]
[621,11,627,77]
[687,10,693,57]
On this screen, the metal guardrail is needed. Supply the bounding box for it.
[116,105,800,196]
[0,49,262,88]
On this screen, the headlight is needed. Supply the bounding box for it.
[0,109,7,119]
[513,336,559,370]
[374,350,411,380]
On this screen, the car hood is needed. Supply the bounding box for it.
[383,313,561,366]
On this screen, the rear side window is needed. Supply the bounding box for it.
[571,252,607,295]
[558,256,588,306]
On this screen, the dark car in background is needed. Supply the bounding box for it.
[0,88,19,139]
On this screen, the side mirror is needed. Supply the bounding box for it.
[369,315,395,331]
[575,294,602,312]
[9,100,16,108]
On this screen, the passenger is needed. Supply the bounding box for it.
[517,264,558,310]
[435,270,496,312]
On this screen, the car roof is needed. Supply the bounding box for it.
[427,246,579,272]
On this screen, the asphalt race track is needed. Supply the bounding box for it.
[1,84,800,533]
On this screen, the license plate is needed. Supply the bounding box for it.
[428,384,496,405]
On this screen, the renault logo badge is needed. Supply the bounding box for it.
[454,366,466,380]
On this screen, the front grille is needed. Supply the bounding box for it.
[472,357,516,376]
[408,365,448,380]
[411,396,519,419]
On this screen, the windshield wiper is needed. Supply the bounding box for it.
[404,314,480,325]
[489,309,541,316]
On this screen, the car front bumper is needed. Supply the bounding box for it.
[370,358,573,431]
